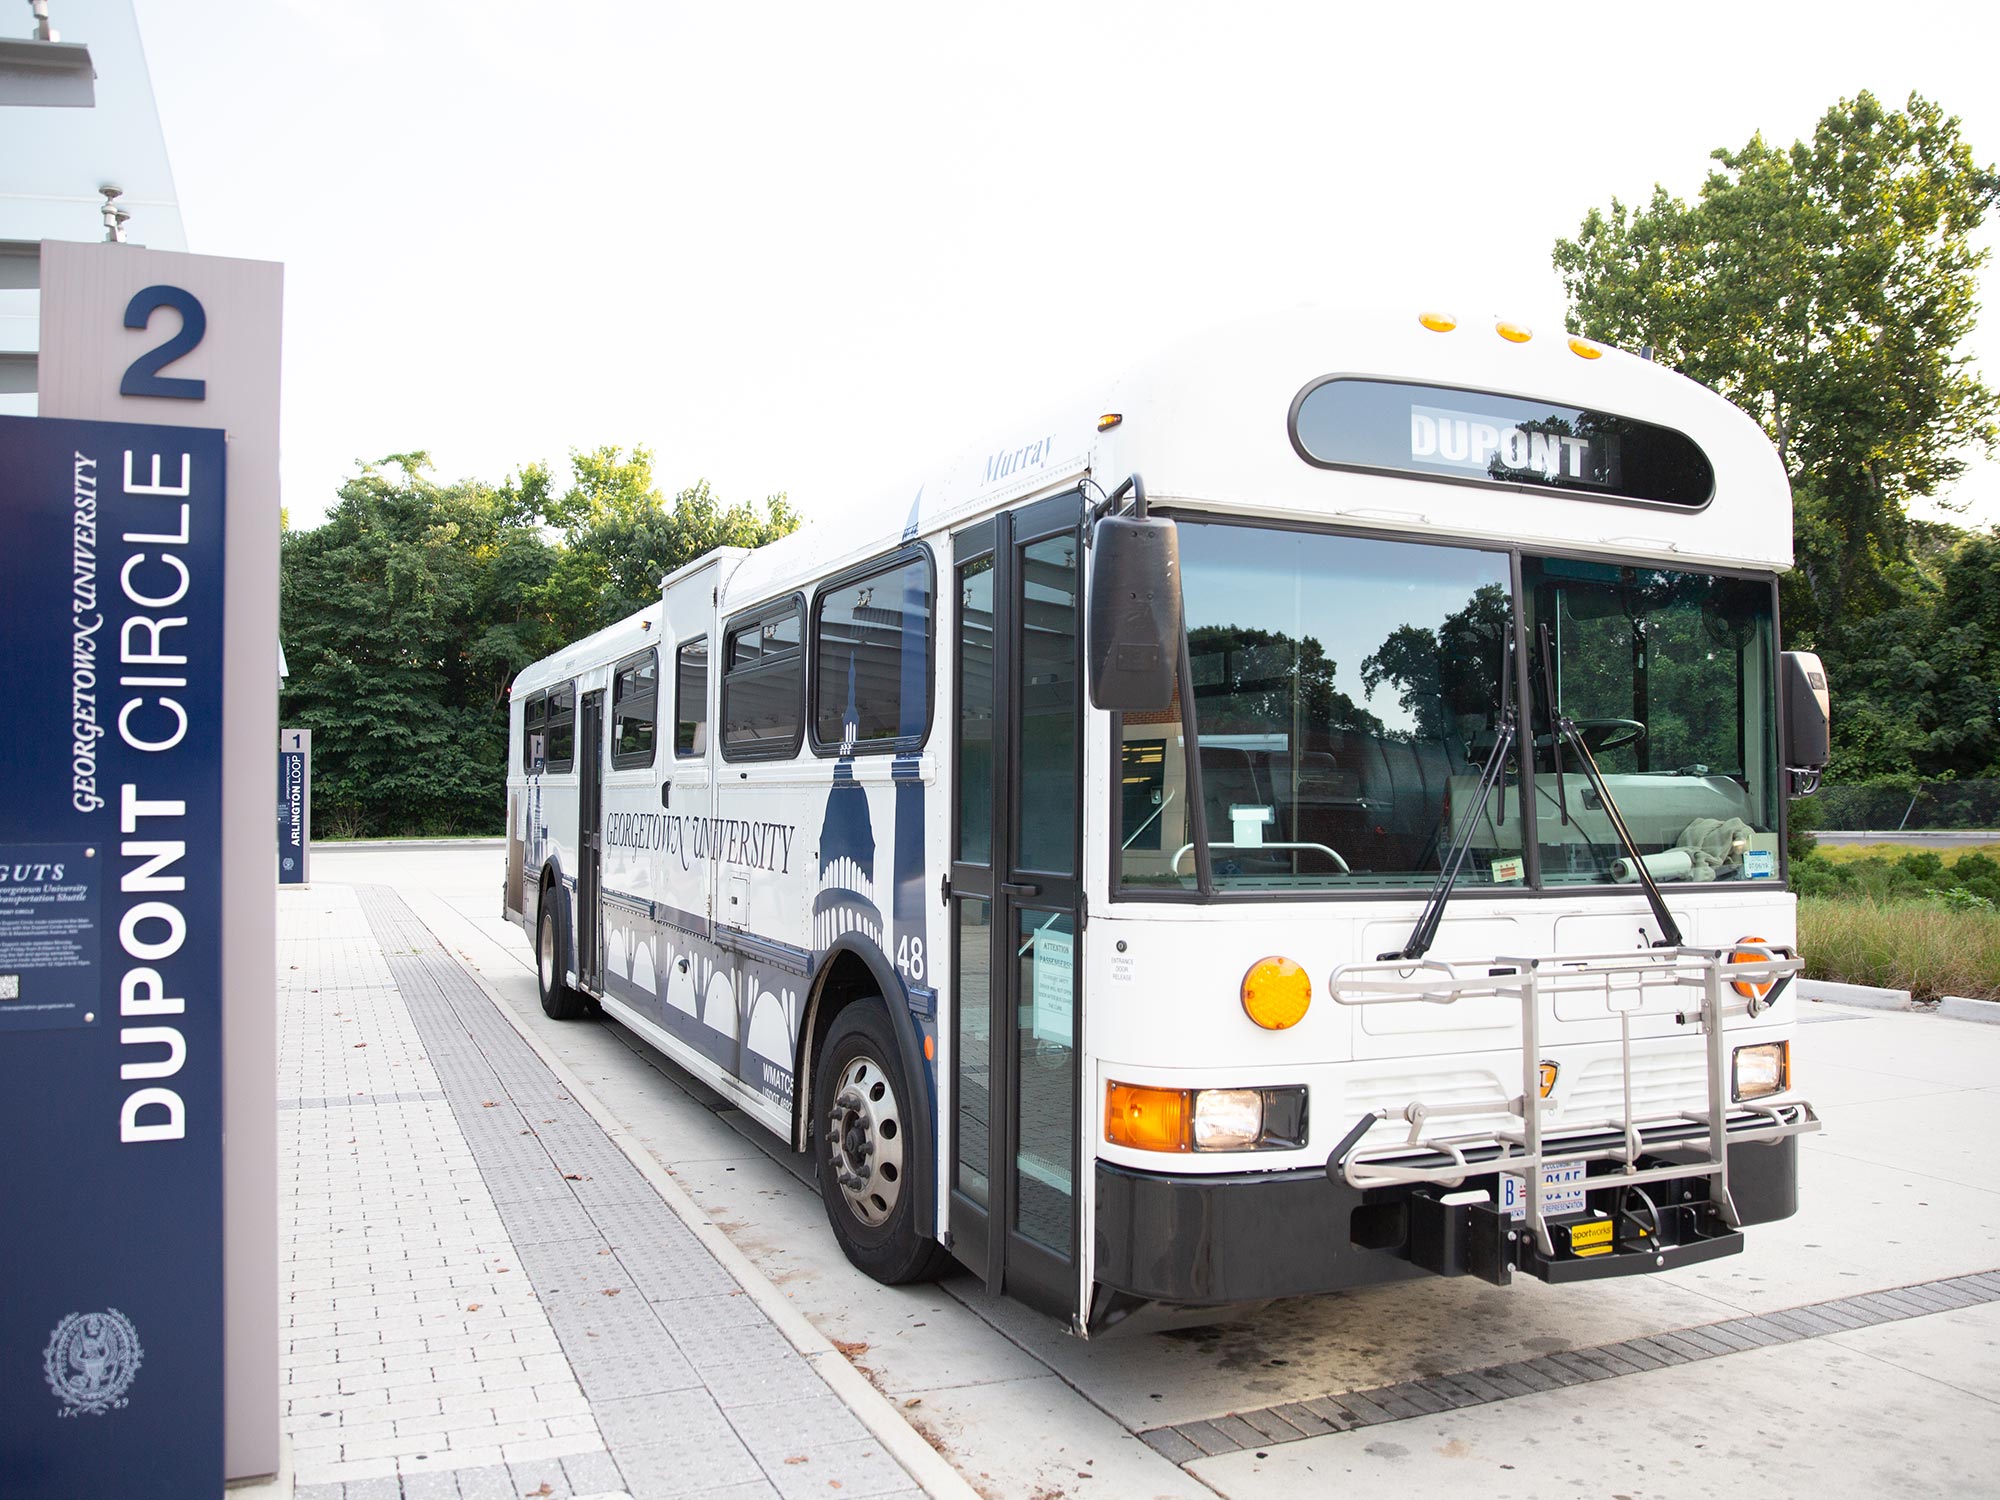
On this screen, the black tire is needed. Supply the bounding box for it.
[814,1001,954,1285]
[536,894,590,1020]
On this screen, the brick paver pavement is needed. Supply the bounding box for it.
[277,884,928,1500]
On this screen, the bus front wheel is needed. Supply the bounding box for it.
[536,896,590,1021]
[813,1002,952,1285]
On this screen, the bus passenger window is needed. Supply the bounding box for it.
[611,649,658,769]
[545,682,576,772]
[813,552,932,752]
[677,638,709,757]
[721,602,803,760]
[523,690,547,771]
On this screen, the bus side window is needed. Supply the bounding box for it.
[720,601,804,760]
[811,551,933,753]
[545,682,576,772]
[611,649,659,769]
[523,690,547,772]
[677,637,709,757]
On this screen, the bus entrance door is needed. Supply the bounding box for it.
[577,689,606,993]
[660,564,719,1021]
[948,493,1085,1323]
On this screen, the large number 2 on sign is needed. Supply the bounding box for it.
[120,284,207,400]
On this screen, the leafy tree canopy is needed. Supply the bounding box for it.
[1554,91,1999,640]
[281,448,799,836]
[535,445,799,642]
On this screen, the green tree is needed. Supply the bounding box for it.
[281,448,803,836]
[280,454,560,835]
[1553,91,1999,642]
[1830,527,2000,780]
[536,446,800,641]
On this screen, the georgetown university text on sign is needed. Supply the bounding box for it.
[0,415,228,1499]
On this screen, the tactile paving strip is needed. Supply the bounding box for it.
[1137,1267,2000,1465]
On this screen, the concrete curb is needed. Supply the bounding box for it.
[1800,979,1999,1023]
[317,837,506,851]
[427,915,984,1500]
[1799,979,1912,1010]
[1936,996,2000,1024]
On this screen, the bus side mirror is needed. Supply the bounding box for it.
[1781,650,1830,792]
[1088,511,1182,712]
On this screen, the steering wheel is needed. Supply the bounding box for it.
[1572,718,1647,753]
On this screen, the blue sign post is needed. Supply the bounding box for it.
[0,413,228,1499]
[279,727,310,885]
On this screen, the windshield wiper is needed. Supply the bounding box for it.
[1536,622,1683,949]
[1378,635,1518,963]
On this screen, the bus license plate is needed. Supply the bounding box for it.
[1500,1161,1587,1221]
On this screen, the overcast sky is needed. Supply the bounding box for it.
[132,0,2000,531]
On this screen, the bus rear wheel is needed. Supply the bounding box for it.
[814,1002,953,1285]
[536,896,590,1021]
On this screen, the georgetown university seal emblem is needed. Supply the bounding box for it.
[43,1309,143,1415]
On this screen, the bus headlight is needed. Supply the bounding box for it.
[1193,1089,1263,1150]
[1105,1084,1308,1152]
[1732,1041,1789,1101]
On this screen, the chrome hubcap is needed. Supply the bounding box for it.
[826,1053,903,1227]
[539,910,556,989]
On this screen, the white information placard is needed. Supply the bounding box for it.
[1032,926,1074,1046]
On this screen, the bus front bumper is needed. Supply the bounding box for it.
[1093,1129,1799,1306]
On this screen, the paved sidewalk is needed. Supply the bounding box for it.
[278,884,930,1500]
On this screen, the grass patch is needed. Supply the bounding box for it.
[1799,895,2000,1000]
[1814,842,1996,867]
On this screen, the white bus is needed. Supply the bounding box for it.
[504,309,1828,1333]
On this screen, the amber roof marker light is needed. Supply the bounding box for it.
[1419,311,1458,333]
[1496,319,1533,344]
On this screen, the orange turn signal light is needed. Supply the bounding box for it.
[1105,1082,1191,1152]
[1730,935,1775,1000]
[1241,956,1311,1030]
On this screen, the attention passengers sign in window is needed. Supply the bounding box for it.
[1289,377,1715,508]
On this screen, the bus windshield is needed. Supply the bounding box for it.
[1114,522,1781,893]
[1525,557,1780,886]
[1118,520,1517,891]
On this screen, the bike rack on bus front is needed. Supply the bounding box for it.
[1321,946,1821,1266]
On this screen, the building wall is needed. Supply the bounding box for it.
[1,0,185,415]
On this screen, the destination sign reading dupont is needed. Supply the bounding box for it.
[1409,403,1598,482]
